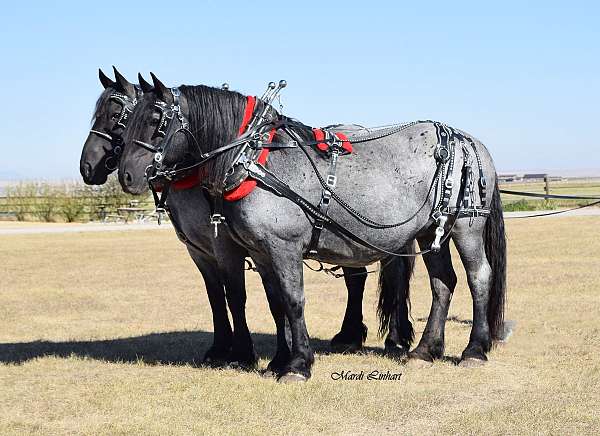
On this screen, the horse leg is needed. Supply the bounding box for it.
[330,267,368,353]
[253,263,292,377]
[408,237,457,362]
[258,246,313,382]
[452,224,493,365]
[217,252,258,370]
[380,252,415,359]
[187,248,232,365]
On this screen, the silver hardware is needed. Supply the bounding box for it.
[260,79,288,106]
[221,83,230,90]
[247,162,266,178]
[155,207,166,225]
[154,152,163,163]
[431,215,448,252]
[326,174,337,187]
[260,82,277,101]
[210,214,225,238]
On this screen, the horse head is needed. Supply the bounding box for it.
[80,66,147,185]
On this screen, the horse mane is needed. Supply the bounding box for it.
[91,88,113,124]
[179,85,249,193]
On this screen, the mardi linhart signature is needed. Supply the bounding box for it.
[330,370,402,381]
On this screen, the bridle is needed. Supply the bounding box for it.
[89,86,142,171]
[132,88,206,180]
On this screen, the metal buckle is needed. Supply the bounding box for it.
[321,190,332,207]
[435,146,450,162]
[326,175,337,187]
[210,214,225,238]
[431,215,448,252]
[155,207,167,225]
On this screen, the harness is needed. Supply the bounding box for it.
[133,84,490,259]
[89,86,142,171]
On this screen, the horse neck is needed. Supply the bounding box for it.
[182,85,246,152]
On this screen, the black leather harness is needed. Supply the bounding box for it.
[132,88,490,259]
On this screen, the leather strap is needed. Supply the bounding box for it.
[307,131,342,257]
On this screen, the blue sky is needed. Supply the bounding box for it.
[1,1,598,179]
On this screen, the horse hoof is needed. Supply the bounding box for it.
[227,358,258,372]
[278,372,308,383]
[458,357,486,368]
[203,356,226,368]
[405,358,433,369]
[261,369,278,379]
[384,344,409,360]
[330,341,362,354]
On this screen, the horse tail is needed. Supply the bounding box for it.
[484,179,507,342]
[377,241,416,347]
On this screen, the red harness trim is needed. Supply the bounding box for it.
[223,96,275,201]
[223,130,274,201]
[168,97,352,201]
[312,128,353,153]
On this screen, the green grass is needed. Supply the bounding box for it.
[500,179,600,211]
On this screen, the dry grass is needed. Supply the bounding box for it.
[1,217,599,435]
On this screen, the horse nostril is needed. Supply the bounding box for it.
[124,172,133,185]
[83,162,92,179]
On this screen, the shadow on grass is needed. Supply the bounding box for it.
[0,330,387,366]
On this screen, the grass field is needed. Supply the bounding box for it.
[1,217,600,435]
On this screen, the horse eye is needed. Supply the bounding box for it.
[150,118,159,127]
[111,113,120,121]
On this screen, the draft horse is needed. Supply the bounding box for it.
[118,74,507,382]
[80,68,414,371]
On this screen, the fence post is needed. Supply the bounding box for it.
[544,175,550,198]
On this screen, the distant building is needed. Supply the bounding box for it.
[498,174,521,183]
[523,173,548,181]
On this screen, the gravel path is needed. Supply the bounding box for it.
[0,222,174,235]
[1,208,598,235]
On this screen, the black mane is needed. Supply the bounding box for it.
[91,88,113,124]
[180,85,249,193]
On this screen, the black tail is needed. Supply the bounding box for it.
[484,180,507,342]
[377,242,416,348]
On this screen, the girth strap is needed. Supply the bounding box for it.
[307,131,342,257]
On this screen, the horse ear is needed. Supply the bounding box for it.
[138,73,154,93]
[99,68,115,89]
[112,66,135,95]
[150,72,171,102]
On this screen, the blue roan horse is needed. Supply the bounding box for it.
[80,68,416,371]
[118,73,507,382]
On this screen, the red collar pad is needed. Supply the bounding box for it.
[312,128,353,154]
